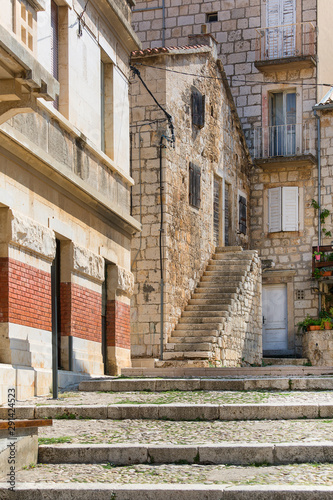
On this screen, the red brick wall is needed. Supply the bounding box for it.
[60,282,102,343]
[106,300,130,349]
[0,257,52,331]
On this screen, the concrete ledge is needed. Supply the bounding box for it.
[37,442,333,466]
[9,403,333,421]
[1,484,333,500]
[79,376,333,392]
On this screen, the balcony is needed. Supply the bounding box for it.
[255,22,316,72]
[253,122,316,167]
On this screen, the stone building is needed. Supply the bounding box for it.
[130,0,333,357]
[0,0,140,403]
[130,38,262,368]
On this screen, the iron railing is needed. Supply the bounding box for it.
[256,22,316,62]
[253,122,315,159]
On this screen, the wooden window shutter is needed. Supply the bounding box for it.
[192,89,205,129]
[51,0,59,80]
[268,187,282,233]
[239,195,247,235]
[189,162,201,209]
[282,186,298,231]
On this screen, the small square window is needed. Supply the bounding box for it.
[296,290,304,300]
[189,162,201,209]
[206,12,218,23]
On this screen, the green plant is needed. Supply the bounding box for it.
[314,268,321,279]
[311,199,332,238]
[297,315,321,333]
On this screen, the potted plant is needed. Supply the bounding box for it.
[297,315,321,333]
[320,319,332,330]
[320,267,332,277]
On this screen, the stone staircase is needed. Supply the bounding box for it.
[158,246,262,368]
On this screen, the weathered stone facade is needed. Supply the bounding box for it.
[0,0,140,401]
[131,0,333,358]
[130,40,258,365]
[303,330,333,366]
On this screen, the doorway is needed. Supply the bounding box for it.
[262,284,288,354]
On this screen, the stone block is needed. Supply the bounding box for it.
[158,405,219,421]
[0,406,34,420]
[38,444,148,465]
[35,405,108,420]
[155,379,201,391]
[148,445,198,464]
[274,443,330,465]
[199,443,274,465]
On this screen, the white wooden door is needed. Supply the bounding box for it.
[262,284,288,352]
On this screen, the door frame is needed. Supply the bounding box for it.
[262,270,295,355]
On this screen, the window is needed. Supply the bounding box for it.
[239,195,247,235]
[206,12,218,23]
[266,0,296,59]
[268,186,298,233]
[192,88,205,129]
[269,91,296,156]
[51,0,59,109]
[14,0,36,52]
[189,163,201,209]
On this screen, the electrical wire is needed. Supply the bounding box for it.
[131,61,332,88]
[77,0,91,37]
[130,65,175,143]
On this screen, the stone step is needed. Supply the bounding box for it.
[197,282,238,290]
[178,315,229,324]
[162,351,213,360]
[170,335,218,344]
[185,304,234,312]
[38,441,333,466]
[200,276,241,285]
[264,358,309,366]
[188,298,232,307]
[207,259,251,272]
[171,329,219,338]
[27,401,333,421]
[203,271,245,279]
[215,246,243,253]
[171,342,215,352]
[182,310,230,318]
[79,376,333,393]
[190,292,233,301]
[194,287,235,296]
[175,323,223,331]
[6,484,333,500]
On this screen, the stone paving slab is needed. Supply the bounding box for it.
[13,389,333,408]
[79,377,333,392]
[37,442,333,466]
[30,403,333,421]
[121,367,333,378]
[2,481,333,499]
[36,418,333,446]
[10,462,333,487]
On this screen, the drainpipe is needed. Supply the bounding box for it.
[314,107,321,311]
[159,135,165,360]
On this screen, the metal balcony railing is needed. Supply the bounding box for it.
[253,122,315,159]
[256,22,316,62]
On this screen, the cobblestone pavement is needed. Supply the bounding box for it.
[16,463,333,486]
[17,389,333,407]
[37,418,333,445]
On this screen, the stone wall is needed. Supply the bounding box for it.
[222,251,262,366]
[303,330,333,366]
[131,0,320,151]
[130,45,252,363]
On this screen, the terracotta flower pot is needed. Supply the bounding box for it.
[324,321,332,330]
[321,271,332,277]
[308,325,321,331]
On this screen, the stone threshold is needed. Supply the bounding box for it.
[3,403,333,421]
[38,441,333,466]
[79,376,333,393]
[1,483,333,499]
